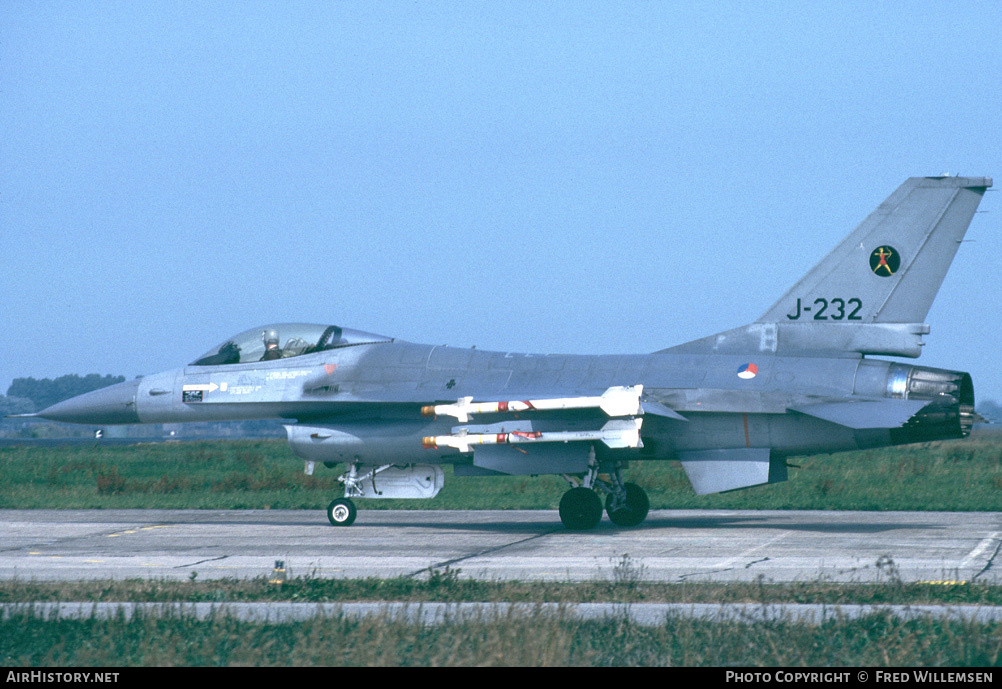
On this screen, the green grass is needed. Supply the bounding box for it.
[2,574,1002,606]
[1,434,1002,511]
[2,610,999,666]
[5,575,1002,666]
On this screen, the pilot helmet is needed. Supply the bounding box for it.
[262,329,280,346]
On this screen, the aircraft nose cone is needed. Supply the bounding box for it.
[35,379,141,425]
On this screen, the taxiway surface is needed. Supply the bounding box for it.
[1,509,999,583]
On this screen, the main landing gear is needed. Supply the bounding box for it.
[559,456,649,530]
[559,487,603,530]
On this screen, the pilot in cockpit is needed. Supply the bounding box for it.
[260,328,282,361]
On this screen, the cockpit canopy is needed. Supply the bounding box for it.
[190,323,393,366]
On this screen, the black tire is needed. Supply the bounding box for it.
[559,487,603,530]
[327,498,357,526]
[605,482,650,527]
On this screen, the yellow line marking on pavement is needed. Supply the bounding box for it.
[917,581,967,585]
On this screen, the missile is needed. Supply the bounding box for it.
[421,385,644,422]
[422,418,643,453]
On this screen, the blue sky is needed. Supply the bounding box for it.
[3,2,1001,402]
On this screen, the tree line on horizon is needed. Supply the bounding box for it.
[2,374,125,416]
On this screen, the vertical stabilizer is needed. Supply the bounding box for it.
[758,176,990,325]
[665,176,991,358]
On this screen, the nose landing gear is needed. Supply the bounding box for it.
[327,498,357,526]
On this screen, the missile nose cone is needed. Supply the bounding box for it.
[35,379,142,425]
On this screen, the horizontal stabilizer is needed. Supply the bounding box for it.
[678,448,785,495]
[790,398,930,429]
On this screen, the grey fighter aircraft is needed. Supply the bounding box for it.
[24,175,992,529]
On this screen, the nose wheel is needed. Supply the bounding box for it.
[327,498,357,526]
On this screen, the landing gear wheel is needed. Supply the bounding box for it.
[327,498,357,526]
[559,487,603,530]
[605,482,650,527]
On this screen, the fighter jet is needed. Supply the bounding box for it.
[24,176,991,529]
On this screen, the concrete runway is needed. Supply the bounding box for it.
[1,509,1000,584]
[7,601,1002,624]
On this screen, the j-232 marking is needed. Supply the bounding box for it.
[786,297,862,321]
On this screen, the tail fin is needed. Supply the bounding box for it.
[668,176,991,358]
[758,176,991,324]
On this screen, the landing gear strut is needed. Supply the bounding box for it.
[559,451,649,530]
[326,461,374,527]
[325,461,393,526]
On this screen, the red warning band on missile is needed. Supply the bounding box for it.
[422,418,643,453]
[421,385,644,422]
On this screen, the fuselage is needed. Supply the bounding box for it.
[38,337,974,467]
